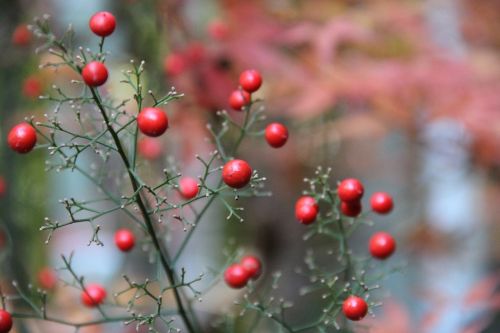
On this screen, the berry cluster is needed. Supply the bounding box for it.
[224,255,262,288]
[294,174,397,322]
[227,70,290,150]
[337,179,396,261]
[338,178,364,217]
[228,69,262,111]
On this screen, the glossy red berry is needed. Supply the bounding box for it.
[89,11,116,37]
[81,61,108,87]
[114,229,135,252]
[369,232,396,259]
[222,159,252,189]
[12,24,31,46]
[229,90,251,111]
[22,76,42,99]
[38,267,57,290]
[239,69,262,93]
[137,107,168,137]
[337,178,364,203]
[224,264,249,289]
[81,284,107,307]
[343,295,368,321]
[138,137,163,160]
[8,123,37,154]
[340,200,362,217]
[0,309,13,333]
[163,53,187,76]
[265,123,289,148]
[240,255,262,280]
[370,192,393,214]
[295,196,319,225]
[295,204,318,225]
[179,177,199,199]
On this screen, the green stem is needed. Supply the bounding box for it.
[98,37,105,57]
[245,311,262,333]
[31,125,147,232]
[173,104,255,264]
[172,194,218,264]
[131,64,142,170]
[61,255,108,319]
[337,219,352,278]
[89,87,198,333]
[323,187,352,278]
[248,304,294,333]
[231,106,252,157]
[11,313,131,328]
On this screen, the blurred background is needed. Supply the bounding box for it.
[1,0,500,332]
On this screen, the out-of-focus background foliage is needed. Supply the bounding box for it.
[1,0,500,332]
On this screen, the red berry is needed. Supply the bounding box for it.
[163,53,187,76]
[8,123,37,154]
[370,192,393,214]
[22,76,43,99]
[138,137,163,160]
[265,123,289,148]
[224,264,249,289]
[342,295,368,321]
[239,69,262,93]
[12,24,31,46]
[240,255,262,280]
[208,20,229,40]
[295,196,319,225]
[340,200,362,217]
[38,267,57,290]
[222,159,252,189]
[81,284,107,307]
[81,61,108,87]
[179,177,199,199]
[0,309,13,333]
[229,90,251,111]
[369,232,396,259]
[295,204,318,225]
[89,11,116,37]
[137,107,168,137]
[114,229,135,252]
[295,196,319,211]
[337,178,364,203]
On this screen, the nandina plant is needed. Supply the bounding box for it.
[0,13,399,333]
